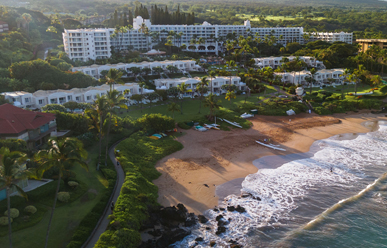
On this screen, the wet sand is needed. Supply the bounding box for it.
[153,111,387,214]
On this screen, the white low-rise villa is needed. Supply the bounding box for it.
[254,56,326,69]
[2,83,143,109]
[154,76,246,95]
[275,69,346,87]
[72,60,200,79]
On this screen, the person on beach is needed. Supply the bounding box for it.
[117,161,119,166]
[330,167,333,172]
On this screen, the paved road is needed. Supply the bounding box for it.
[84,141,125,248]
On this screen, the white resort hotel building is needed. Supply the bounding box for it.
[63,16,353,61]
[275,69,346,87]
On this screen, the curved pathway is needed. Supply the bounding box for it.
[83,140,126,248]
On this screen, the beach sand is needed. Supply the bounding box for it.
[153,111,387,214]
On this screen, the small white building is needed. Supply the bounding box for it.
[154,76,246,96]
[275,68,345,87]
[254,56,326,69]
[72,60,200,79]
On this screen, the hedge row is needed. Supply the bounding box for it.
[94,132,183,248]
[312,99,384,115]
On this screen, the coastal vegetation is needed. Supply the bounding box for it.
[95,131,183,248]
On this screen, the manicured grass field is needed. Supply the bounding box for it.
[236,14,326,21]
[302,83,383,97]
[120,88,277,123]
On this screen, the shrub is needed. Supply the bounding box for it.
[68,181,79,188]
[4,208,19,218]
[57,192,70,203]
[177,122,191,130]
[137,114,175,133]
[24,205,37,215]
[101,168,116,180]
[0,216,12,225]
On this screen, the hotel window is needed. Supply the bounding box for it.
[25,98,29,103]
[87,96,91,100]
[39,99,44,104]
[76,97,80,101]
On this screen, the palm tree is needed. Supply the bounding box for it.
[86,95,108,168]
[208,70,216,93]
[21,13,32,36]
[167,102,180,119]
[177,82,190,114]
[308,67,318,94]
[226,60,236,87]
[139,23,150,50]
[36,138,88,248]
[225,90,236,102]
[204,93,221,120]
[342,68,351,99]
[105,69,124,91]
[138,81,146,113]
[0,147,28,248]
[104,90,128,165]
[197,77,209,113]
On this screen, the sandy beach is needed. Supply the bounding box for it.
[153,111,387,214]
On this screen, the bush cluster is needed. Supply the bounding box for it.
[177,122,191,130]
[0,217,12,226]
[57,192,70,203]
[24,205,37,215]
[4,208,19,219]
[68,181,79,188]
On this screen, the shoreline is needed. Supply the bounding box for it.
[153,111,387,214]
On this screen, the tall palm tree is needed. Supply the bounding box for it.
[86,95,108,168]
[35,138,88,248]
[204,93,221,120]
[21,13,32,36]
[197,76,209,113]
[105,69,124,91]
[308,67,317,94]
[139,23,150,50]
[167,102,180,119]
[0,147,28,248]
[177,82,190,114]
[208,70,216,93]
[226,60,236,87]
[104,90,128,165]
[138,81,146,113]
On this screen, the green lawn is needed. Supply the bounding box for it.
[301,83,383,97]
[120,88,276,124]
[236,14,326,21]
[0,142,109,248]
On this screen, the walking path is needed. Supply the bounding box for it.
[83,140,126,248]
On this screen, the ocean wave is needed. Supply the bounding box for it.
[173,124,387,247]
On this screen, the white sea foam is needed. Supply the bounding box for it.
[173,124,387,247]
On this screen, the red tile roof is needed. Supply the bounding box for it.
[0,104,56,134]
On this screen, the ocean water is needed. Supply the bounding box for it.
[173,121,387,248]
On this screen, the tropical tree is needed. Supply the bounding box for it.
[0,147,28,248]
[371,75,382,88]
[105,69,124,91]
[308,67,318,94]
[167,102,180,119]
[35,138,88,248]
[138,81,146,113]
[21,13,32,36]
[197,76,209,113]
[86,95,108,168]
[226,60,236,86]
[177,82,190,114]
[208,70,216,93]
[46,26,57,39]
[104,90,127,164]
[203,93,221,120]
